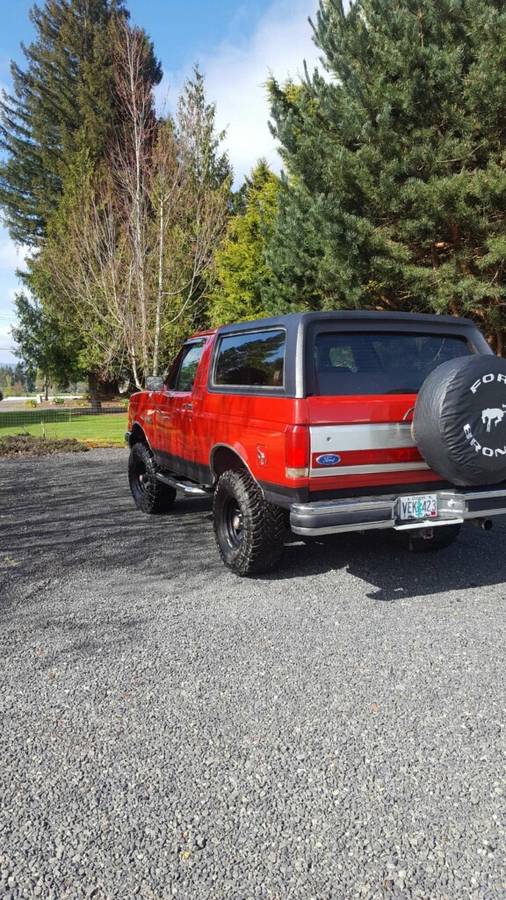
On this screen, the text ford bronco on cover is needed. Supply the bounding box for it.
[127,311,506,575]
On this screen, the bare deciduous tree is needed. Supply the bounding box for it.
[42,27,231,389]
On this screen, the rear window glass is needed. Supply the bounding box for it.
[214,329,286,388]
[312,331,472,395]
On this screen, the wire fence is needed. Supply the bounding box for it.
[0,405,125,427]
[0,406,127,444]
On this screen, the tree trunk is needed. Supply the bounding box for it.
[88,372,102,411]
[153,196,164,377]
[88,373,120,409]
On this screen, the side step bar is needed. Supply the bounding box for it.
[156,471,208,497]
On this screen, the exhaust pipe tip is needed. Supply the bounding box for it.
[470,517,493,531]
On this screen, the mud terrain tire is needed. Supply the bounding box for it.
[128,441,176,514]
[213,470,286,576]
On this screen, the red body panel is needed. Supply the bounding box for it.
[128,332,445,497]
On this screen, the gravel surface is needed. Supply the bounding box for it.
[0,448,505,899]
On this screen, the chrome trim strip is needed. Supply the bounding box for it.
[393,518,465,531]
[464,507,506,518]
[462,489,506,501]
[310,422,415,453]
[293,520,394,537]
[309,462,429,478]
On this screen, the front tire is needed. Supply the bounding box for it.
[213,470,286,575]
[406,523,461,553]
[128,442,176,514]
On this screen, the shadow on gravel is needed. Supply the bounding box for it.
[276,526,506,601]
[1,450,506,602]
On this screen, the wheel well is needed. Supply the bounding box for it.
[129,423,148,447]
[211,446,248,480]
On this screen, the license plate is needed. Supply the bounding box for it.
[398,494,438,521]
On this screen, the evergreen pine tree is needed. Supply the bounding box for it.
[0,0,131,246]
[12,292,82,391]
[209,161,279,326]
[1,1,161,397]
[266,0,506,351]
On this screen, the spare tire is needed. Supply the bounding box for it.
[413,354,506,486]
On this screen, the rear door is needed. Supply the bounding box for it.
[306,327,474,492]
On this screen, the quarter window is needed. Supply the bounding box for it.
[214,329,286,388]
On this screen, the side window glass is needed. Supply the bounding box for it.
[173,342,205,392]
[214,329,286,387]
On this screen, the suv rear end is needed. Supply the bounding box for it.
[287,312,506,543]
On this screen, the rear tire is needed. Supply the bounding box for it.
[128,442,176,514]
[405,524,461,553]
[213,470,286,575]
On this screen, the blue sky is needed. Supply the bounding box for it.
[0,0,319,364]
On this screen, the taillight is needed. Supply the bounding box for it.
[285,425,309,479]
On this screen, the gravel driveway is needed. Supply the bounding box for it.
[0,448,505,899]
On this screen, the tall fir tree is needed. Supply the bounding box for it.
[266,0,506,351]
[209,161,279,326]
[0,1,161,398]
[0,0,133,246]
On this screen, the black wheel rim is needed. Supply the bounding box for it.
[135,460,148,493]
[223,497,244,549]
[131,452,154,502]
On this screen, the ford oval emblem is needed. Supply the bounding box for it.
[315,453,341,466]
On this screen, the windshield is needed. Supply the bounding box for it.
[312,331,472,396]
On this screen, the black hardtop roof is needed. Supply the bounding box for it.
[217,309,476,336]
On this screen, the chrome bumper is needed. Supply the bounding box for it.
[290,488,506,537]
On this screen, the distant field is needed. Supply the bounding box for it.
[0,413,126,446]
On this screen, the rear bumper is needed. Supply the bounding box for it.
[290,487,506,536]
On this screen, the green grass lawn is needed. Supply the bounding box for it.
[0,413,127,446]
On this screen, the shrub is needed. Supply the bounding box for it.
[0,433,89,458]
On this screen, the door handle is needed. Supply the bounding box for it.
[158,411,172,420]
[182,402,193,411]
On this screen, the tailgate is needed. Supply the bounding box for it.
[307,394,442,492]
[304,325,474,493]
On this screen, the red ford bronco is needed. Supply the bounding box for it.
[127,311,506,575]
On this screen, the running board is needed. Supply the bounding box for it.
[156,471,208,496]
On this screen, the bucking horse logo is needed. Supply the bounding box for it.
[481,405,506,433]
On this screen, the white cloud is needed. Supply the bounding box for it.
[0,234,29,272]
[0,320,17,363]
[0,321,14,343]
[157,0,322,183]
[0,228,25,359]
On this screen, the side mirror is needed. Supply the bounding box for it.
[145,376,163,392]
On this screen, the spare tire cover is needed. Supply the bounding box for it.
[413,354,506,486]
